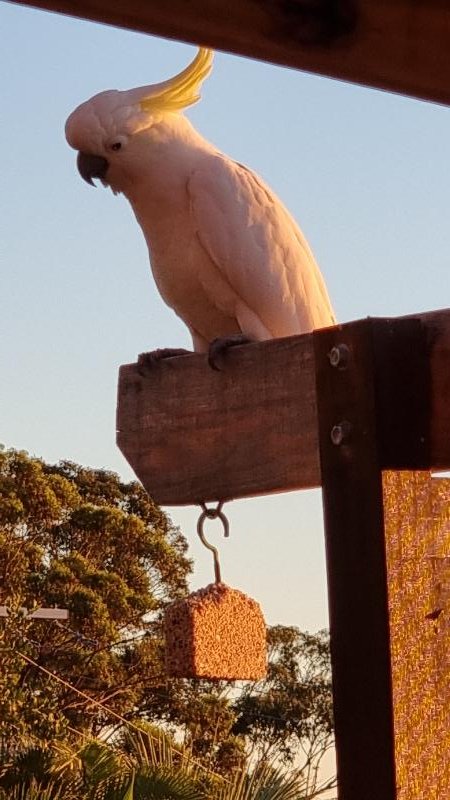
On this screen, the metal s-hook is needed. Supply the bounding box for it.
[197,502,229,584]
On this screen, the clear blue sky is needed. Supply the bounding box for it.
[2,1,450,633]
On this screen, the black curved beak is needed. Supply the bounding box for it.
[77,152,109,186]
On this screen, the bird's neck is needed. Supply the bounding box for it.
[125,114,214,205]
[120,114,215,250]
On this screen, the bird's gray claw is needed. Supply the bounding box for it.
[207,335,252,371]
[137,348,191,374]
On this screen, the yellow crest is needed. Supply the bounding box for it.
[139,48,214,113]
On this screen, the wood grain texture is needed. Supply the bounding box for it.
[314,320,397,800]
[117,335,320,505]
[383,471,450,800]
[10,0,450,106]
[420,309,450,469]
[117,308,450,506]
[373,309,450,471]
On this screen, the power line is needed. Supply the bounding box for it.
[18,629,331,729]
[6,625,332,741]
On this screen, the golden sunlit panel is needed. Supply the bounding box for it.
[383,471,450,798]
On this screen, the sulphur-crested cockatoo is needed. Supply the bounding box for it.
[66,48,336,365]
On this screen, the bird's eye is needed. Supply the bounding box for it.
[111,142,122,152]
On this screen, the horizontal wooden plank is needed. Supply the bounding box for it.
[11,0,450,105]
[117,334,320,505]
[117,308,450,506]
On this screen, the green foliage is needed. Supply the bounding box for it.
[148,629,334,795]
[231,627,334,797]
[0,447,192,744]
[0,604,68,746]
[0,447,335,797]
[153,680,238,768]
[0,780,78,800]
[232,627,333,761]
[213,762,306,800]
[0,729,309,800]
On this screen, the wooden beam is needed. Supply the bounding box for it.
[117,334,320,505]
[312,315,450,799]
[117,308,450,506]
[11,0,450,106]
[313,319,396,800]
[422,309,450,468]
[371,309,450,472]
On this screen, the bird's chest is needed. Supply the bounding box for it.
[145,211,206,305]
[130,193,240,340]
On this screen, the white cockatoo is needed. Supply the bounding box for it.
[65,48,336,365]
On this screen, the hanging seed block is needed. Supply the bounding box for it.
[164,582,267,680]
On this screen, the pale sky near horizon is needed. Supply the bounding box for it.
[2,1,450,642]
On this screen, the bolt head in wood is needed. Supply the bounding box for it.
[331,421,352,446]
[328,344,350,369]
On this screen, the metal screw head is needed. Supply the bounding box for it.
[330,421,352,446]
[328,344,350,369]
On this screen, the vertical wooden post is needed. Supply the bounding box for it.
[313,320,397,800]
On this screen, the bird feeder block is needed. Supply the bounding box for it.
[164,582,267,680]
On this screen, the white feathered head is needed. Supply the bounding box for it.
[65,48,213,186]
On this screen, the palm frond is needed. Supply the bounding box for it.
[121,771,135,800]
[119,726,203,779]
[0,777,80,800]
[81,739,128,786]
[94,765,203,800]
[213,762,306,800]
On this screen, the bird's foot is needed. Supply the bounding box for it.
[137,348,191,374]
[208,334,253,371]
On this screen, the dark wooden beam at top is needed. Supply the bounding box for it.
[10,0,450,106]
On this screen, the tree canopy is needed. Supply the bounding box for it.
[0,446,335,797]
[0,446,192,742]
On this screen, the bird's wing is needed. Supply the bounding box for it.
[187,155,336,340]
